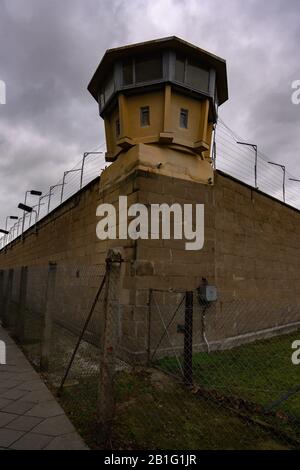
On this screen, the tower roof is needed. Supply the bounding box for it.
[88,36,228,105]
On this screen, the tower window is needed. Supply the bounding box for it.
[180,108,189,128]
[104,73,114,102]
[135,54,163,83]
[122,54,163,86]
[175,55,185,83]
[122,59,133,85]
[174,54,210,92]
[115,118,120,137]
[186,59,209,91]
[140,106,150,127]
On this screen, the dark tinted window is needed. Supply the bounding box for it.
[122,59,133,85]
[175,55,185,82]
[180,109,188,128]
[104,74,114,102]
[186,59,209,91]
[140,106,150,127]
[135,54,163,83]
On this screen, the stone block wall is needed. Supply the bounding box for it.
[1,168,300,362]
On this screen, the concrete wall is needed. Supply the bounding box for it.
[1,167,300,362]
[118,169,300,360]
[0,178,101,268]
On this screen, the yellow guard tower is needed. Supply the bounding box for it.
[88,37,228,186]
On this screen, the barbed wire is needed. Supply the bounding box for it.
[1,119,299,249]
[216,120,300,209]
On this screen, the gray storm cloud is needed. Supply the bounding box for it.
[0,0,300,226]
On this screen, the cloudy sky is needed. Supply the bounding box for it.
[0,0,300,228]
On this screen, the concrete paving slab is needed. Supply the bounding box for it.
[3,400,35,415]
[6,415,43,432]
[0,326,88,450]
[26,401,64,419]
[0,412,18,427]
[0,389,28,401]
[0,429,25,448]
[18,380,50,392]
[0,398,13,410]
[10,432,54,450]
[32,415,76,437]
[19,389,55,404]
[44,432,89,450]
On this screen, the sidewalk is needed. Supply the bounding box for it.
[0,325,88,450]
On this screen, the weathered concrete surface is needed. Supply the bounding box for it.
[1,168,300,361]
[0,326,88,450]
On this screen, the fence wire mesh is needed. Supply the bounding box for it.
[0,262,111,447]
[1,266,300,449]
[144,289,300,449]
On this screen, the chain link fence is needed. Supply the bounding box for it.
[145,288,300,449]
[0,257,119,448]
[1,264,300,449]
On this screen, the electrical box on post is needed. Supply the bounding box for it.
[198,285,217,303]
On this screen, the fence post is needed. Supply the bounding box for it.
[2,269,14,328]
[0,270,4,317]
[40,262,57,372]
[184,291,193,386]
[97,249,123,440]
[147,289,152,365]
[16,266,28,342]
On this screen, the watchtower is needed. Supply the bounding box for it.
[88,36,228,186]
